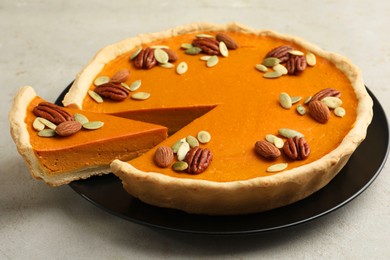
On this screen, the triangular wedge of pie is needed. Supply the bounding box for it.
[9,86,167,186]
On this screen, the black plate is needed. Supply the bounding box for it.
[56,86,389,235]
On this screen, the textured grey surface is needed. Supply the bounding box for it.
[1,1,389,258]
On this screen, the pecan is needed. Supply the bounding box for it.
[110,69,130,84]
[162,48,178,62]
[286,55,307,75]
[55,121,82,137]
[265,45,293,63]
[283,136,310,160]
[154,146,174,168]
[94,82,130,101]
[185,147,213,174]
[192,38,220,55]
[133,47,157,69]
[309,100,330,123]
[33,102,74,124]
[216,33,238,50]
[311,88,341,102]
[254,140,281,159]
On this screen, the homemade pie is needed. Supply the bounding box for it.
[11,22,373,214]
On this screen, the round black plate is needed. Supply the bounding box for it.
[57,86,389,235]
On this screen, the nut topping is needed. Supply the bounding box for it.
[110,69,130,84]
[162,48,178,62]
[309,100,330,123]
[55,121,82,137]
[216,33,238,50]
[254,140,281,159]
[133,47,157,69]
[94,82,130,101]
[286,55,307,75]
[192,37,220,55]
[185,147,213,174]
[154,146,174,168]
[33,102,74,124]
[311,88,341,102]
[283,136,310,160]
[265,45,293,63]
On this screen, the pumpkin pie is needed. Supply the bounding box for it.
[9,86,167,186]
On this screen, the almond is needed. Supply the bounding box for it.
[110,69,130,84]
[254,140,281,159]
[55,121,82,136]
[309,100,330,123]
[154,146,174,168]
[216,33,238,50]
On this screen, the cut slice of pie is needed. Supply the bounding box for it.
[9,86,167,186]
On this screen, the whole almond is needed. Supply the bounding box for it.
[309,100,330,123]
[216,33,238,50]
[254,140,281,159]
[162,48,178,62]
[154,146,174,168]
[55,121,82,136]
[110,69,130,84]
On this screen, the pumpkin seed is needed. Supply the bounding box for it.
[200,55,211,61]
[255,64,268,72]
[129,47,142,60]
[172,138,186,153]
[83,121,104,130]
[296,104,306,115]
[150,45,169,49]
[159,62,175,69]
[278,128,304,138]
[181,43,193,49]
[176,61,188,75]
[185,47,202,55]
[88,90,104,103]
[94,76,110,86]
[304,96,312,104]
[131,92,151,100]
[290,96,302,104]
[279,92,292,109]
[288,50,304,56]
[262,57,281,67]
[273,64,288,75]
[121,82,131,91]
[172,161,189,172]
[219,41,228,57]
[129,80,142,91]
[322,96,342,109]
[74,113,89,125]
[38,117,57,130]
[206,55,219,67]
[38,129,56,137]
[263,71,282,79]
[197,130,211,144]
[177,141,190,161]
[32,117,45,131]
[306,52,316,66]
[267,163,288,173]
[186,135,199,148]
[154,48,169,64]
[334,107,346,117]
[265,134,284,149]
[196,34,214,38]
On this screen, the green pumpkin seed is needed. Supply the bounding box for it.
[94,76,110,86]
[38,129,56,137]
[181,43,193,49]
[334,107,346,117]
[74,113,89,125]
[172,161,189,172]
[129,80,142,91]
[200,55,211,61]
[129,47,142,60]
[186,135,199,148]
[38,117,57,130]
[185,47,202,55]
[159,62,175,69]
[121,82,131,91]
[265,134,284,149]
[131,92,151,100]
[172,138,186,153]
[196,34,214,38]
[206,55,219,67]
[306,52,316,66]
[255,64,268,72]
[262,57,281,67]
[154,48,169,64]
[197,130,211,144]
[177,141,190,161]
[322,97,343,109]
[288,50,304,56]
[273,64,288,75]
[33,117,45,131]
[290,96,302,104]
[83,121,104,130]
[267,163,288,173]
[263,71,282,79]
[88,90,104,103]
[176,61,188,75]
[296,104,306,115]
[278,128,304,138]
[279,92,292,109]
[219,41,228,57]
[304,96,312,104]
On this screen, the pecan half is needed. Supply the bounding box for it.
[309,100,330,123]
[216,33,238,50]
[133,47,157,69]
[254,140,281,159]
[33,102,74,124]
[192,38,220,55]
[283,136,310,160]
[55,121,82,137]
[185,147,213,174]
[110,69,130,84]
[94,82,130,101]
[162,48,178,62]
[311,88,341,102]
[265,45,293,63]
[286,55,307,75]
